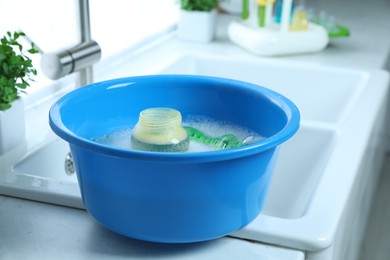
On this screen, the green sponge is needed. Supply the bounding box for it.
[184,126,244,150]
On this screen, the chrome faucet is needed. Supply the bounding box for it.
[38,0,101,175]
[40,0,101,87]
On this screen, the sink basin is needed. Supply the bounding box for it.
[1,48,388,254]
[14,138,77,183]
[263,126,336,219]
[160,55,367,124]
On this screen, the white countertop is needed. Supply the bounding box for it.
[1,0,390,259]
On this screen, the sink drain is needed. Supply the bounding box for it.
[65,152,75,176]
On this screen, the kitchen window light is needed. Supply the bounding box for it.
[0,0,179,99]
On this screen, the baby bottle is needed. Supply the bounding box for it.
[131,107,189,152]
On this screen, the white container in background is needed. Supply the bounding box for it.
[0,98,25,155]
[228,20,329,56]
[178,9,217,42]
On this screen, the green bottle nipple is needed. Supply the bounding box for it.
[183,126,244,150]
[131,108,189,152]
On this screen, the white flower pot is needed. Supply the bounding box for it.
[178,9,217,42]
[0,98,26,155]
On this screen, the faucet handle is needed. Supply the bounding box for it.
[40,40,101,80]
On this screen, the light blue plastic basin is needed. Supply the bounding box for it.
[49,75,300,243]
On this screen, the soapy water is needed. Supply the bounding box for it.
[93,116,264,153]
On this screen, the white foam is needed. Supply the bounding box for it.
[184,115,261,141]
[93,116,263,153]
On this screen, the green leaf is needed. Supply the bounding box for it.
[0,103,12,111]
[16,82,27,89]
[2,63,9,74]
[28,48,39,54]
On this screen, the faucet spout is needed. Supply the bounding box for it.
[78,0,94,86]
[40,0,101,87]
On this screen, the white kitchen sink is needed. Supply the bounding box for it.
[160,54,367,124]
[1,49,388,256]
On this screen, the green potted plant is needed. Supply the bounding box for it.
[0,31,38,155]
[178,0,222,42]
